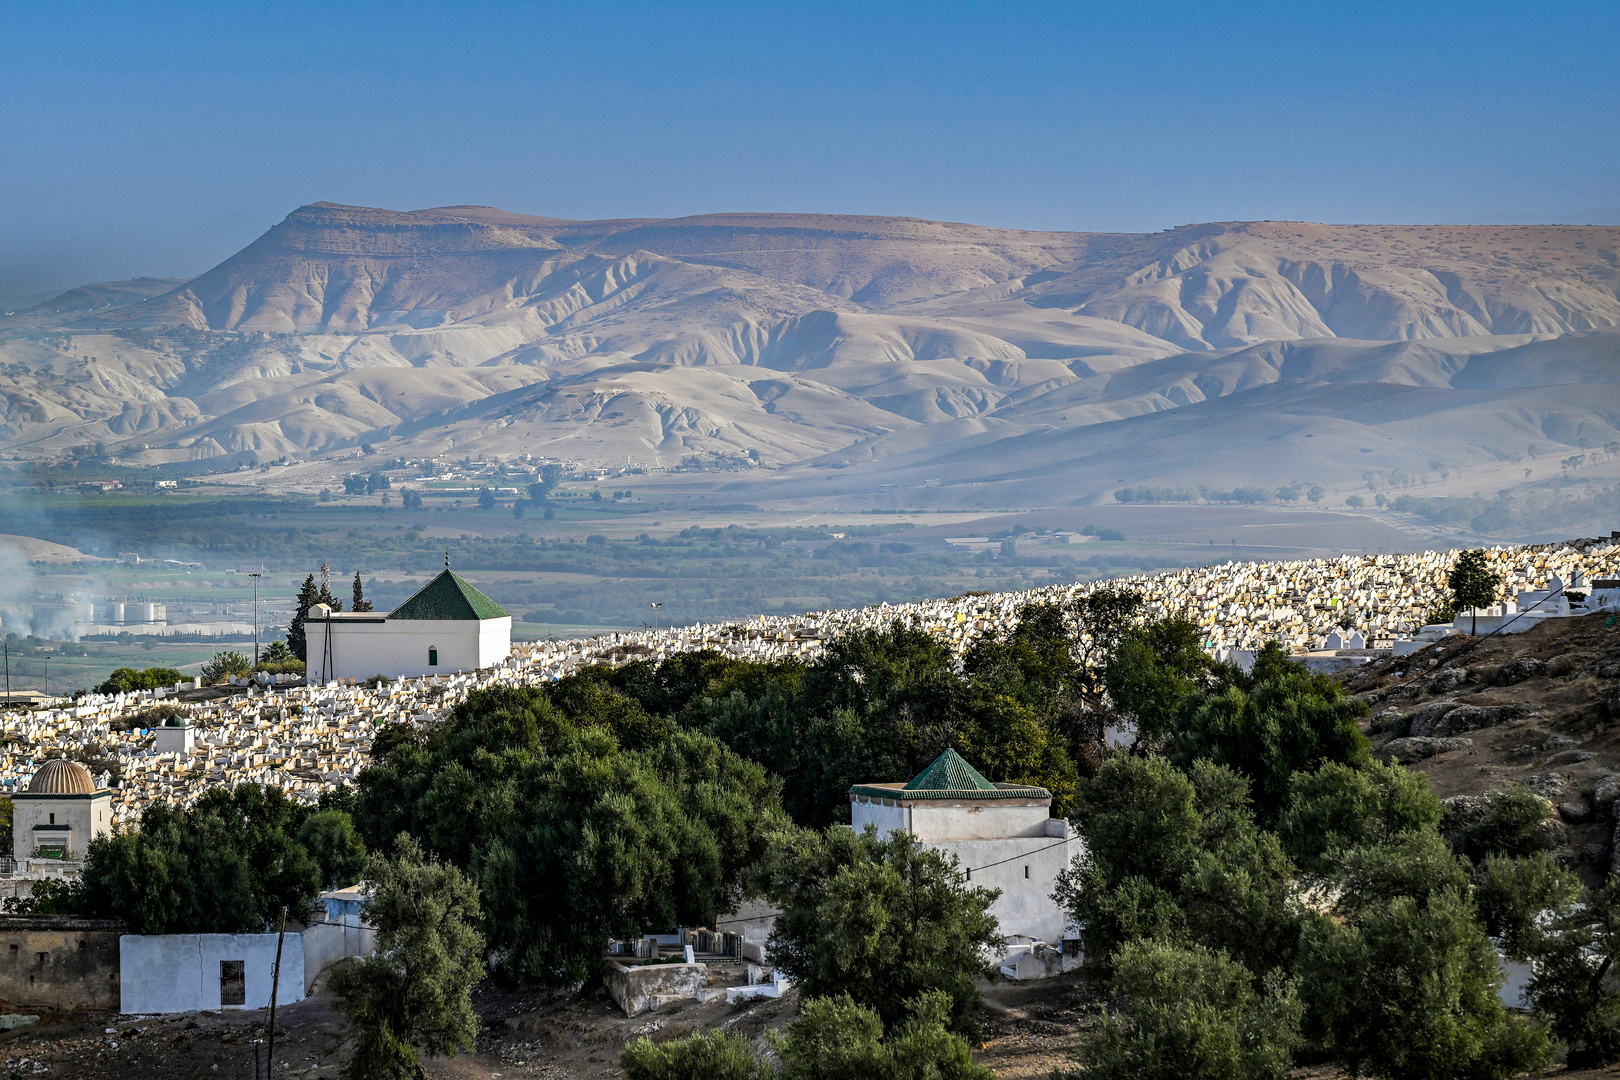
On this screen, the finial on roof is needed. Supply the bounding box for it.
[445,550,450,569]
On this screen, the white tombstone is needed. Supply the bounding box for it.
[1346,631,1367,650]
[1324,631,1345,650]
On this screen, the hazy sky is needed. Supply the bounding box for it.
[2,0,1616,296]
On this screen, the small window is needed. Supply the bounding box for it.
[428,647,438,667]
[220,960,245,1006]
[1024,865,1030,879]
[47,814,54,825]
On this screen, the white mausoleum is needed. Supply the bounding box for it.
[12,759,114,861]
[305,569,511,683]
[849,749,1077,945]
[153,713,195,755]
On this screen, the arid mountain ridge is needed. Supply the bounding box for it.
[3,202,1620,512]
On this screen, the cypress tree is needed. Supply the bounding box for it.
[352,571,373,613]
[288,574,319,662]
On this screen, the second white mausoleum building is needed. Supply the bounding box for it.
[849,748,1077,946]
[306,569,512,682]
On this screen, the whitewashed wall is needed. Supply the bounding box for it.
[849,799,1077,943]
[930,821,1078,944]
[120,933,305,1014]
[309,617,511,681]
[301,917,376,992]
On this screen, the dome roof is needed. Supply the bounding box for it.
[163,713,188,727]
[27,759,95,795]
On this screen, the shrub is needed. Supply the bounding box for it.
[777,991,992,1080]
[622,1031,767,1080]
[756,825,1001,1035]
[1454,785,1556,863]
[1302,883,1550,1080]
[199,651,251,685]
[1070,940,1301,1080]
[1524,876,1620,1066]
[1277,760,1441,876]
[94,666,187,694]
[330,836,484,1080]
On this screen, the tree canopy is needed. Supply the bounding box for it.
[353,685,787,985]
[80,783,332,932]
[754,824,1002,1036]
[330,836,485,1080]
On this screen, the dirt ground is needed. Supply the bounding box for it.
[6,970,1619,1079]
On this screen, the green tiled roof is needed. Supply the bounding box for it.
[848,748,1052,802]
[906,748,997,792]
[389,570,510,621]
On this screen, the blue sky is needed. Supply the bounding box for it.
[2,0,1616,296]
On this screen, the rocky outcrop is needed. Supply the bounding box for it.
[1378,737,1473,764]
[1408,701,1525,738]
[1425,667,1472,695]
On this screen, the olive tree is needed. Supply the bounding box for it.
[756,824,1001,1035]
[330,836,485,1080]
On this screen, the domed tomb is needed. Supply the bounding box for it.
[848,748,1077,949]
[12,758,113,862]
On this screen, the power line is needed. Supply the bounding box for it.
[965,836,1079,878]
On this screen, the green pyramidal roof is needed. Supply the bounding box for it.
[389,570,510,621]
[905,748,997,792]
[848,747,1052,802]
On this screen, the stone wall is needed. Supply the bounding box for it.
[0,916,123,1014]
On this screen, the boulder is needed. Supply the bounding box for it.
[1408,700,1463,737]
[1425,667,1471,694]
[1498,657,1546,685]
[1441,793,1491,838]
[1548,650,1602,676]
[1559,799,1594,824]
[1595,774,1620,811]
[1526,773,1568,798]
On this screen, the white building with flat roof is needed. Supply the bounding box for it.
[305,569,511,683]
[849,749,1077,946]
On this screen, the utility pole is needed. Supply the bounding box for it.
[649,602,662,632]
[267,906,287,1078]
[248,572,262,666]
[4,642,8,703]
[42,656,46,700]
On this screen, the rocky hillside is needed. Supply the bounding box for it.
[1347,613,1620,881]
